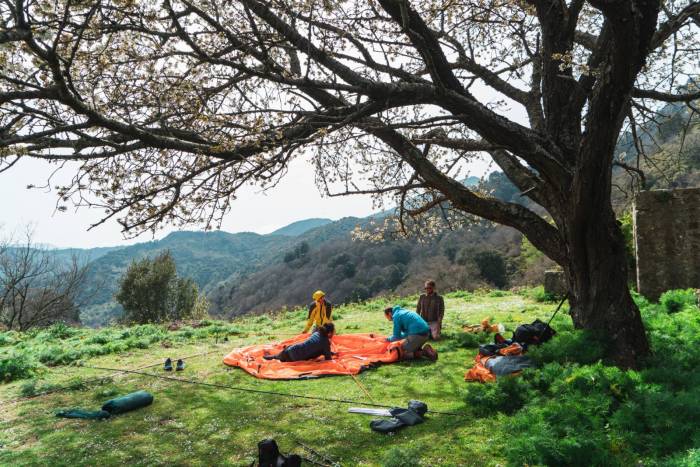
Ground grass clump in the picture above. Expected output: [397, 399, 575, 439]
[447, 331, 491, 350]
[520, 285, 556, 302]
[527, 329, 607, 366]
[380, 445, 424, 467]
[659, 288, 698, 314]
[0, 352, 42, 382]
[444, 290, 473, 301]
[0, 331, 19, 346]
[487, 289, 509, 298]
[465, 376, 534, 416]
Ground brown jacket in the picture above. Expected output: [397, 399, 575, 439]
[416, 293, 444, 323]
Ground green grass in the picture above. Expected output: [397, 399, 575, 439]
[1, 290, 699, 466]
[0, 293, 547, 466]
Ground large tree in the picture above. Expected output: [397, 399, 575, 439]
[1, 0, 699, 365]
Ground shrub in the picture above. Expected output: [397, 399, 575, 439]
[496, 295, 700, 465]
[453, 332, 491, 349]
[524, 285, 556, 302]
[473, 250, 508, 288]
[0, 332, 16, 346]
[487, 290, 508, 297]
[35, 345, 67, 366]
[444, 290, 473, 301]
[19, 379, 40, 397]
[527, 330, 607, 366]
[660, 449, 700, 467]
[659, 289, 697, 314]
[610, 386, 700, 457]
[380, 445, 424, 467]
[85, 333, 111, 345]
[465, 376, 534, 416]
[505, 397, 617, 467]
[44, 323, 79, 340]
[0, 353, 42, 382]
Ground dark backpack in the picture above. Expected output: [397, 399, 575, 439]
[257, 439, 301, 467]
[512, 319, 556, 345]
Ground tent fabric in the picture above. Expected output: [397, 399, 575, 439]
[465, 343, 529, 383]
[223, 333, 403, 379]
[56, 409, 111, 420]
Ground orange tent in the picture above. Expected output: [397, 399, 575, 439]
[223, 333, 402, 379]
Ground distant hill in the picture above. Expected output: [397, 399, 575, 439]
[49, 245, 126, 264]
[71, 176, 547, 326]
[208, 220, 524, 318]
[78, 229, 300, 326]
[74, 97, 700, 327]
[270, 218, 332, 236]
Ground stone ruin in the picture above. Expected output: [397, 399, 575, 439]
[542, 188, 700, 303]
[634, 187, 700, 302]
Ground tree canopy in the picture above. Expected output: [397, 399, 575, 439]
[0, 0, 695, 242]
[115, 250, 207, 323]
[2, 0, 699, 364]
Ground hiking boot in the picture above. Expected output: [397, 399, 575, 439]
[422, 344, 438, 361]
[164, 358, 173, 371]
[175, 359, 185, 371]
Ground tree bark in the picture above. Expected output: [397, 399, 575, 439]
[563, 205, 649, 368]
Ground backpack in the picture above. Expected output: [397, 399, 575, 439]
[257, 439, 301, 467]
[512, 319, 556, 345]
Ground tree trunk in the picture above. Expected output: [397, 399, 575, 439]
[563, 206, 650, 368]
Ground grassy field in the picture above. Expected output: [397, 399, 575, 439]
[3, 288, 700, 466]
[0, 290, 558, 466]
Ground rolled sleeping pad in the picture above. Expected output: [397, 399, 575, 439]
[101, 390, 154, 415]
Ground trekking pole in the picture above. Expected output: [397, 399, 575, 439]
[546, 293, 569, 327]
[537, 293, 569, 343]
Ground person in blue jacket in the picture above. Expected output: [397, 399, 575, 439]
[264, 323, 336, 362]
[384, 306, 438, 361]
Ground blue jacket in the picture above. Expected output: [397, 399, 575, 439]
[387, 306, 430, 342]
[285, 330, 332, 361]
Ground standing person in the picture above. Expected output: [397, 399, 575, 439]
[384, 306, 438, 361]
[265, 323, 335, 362]
[302, 290, 333, 334]
[416, 280, 445, 340]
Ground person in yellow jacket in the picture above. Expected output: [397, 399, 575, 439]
[302, 290, 333, 334]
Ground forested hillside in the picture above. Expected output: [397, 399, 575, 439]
[208, 221, 539, 317]
[78, 231, 299, 325]
[612, 89, 700, 207]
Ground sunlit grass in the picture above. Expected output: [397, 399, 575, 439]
[0, 290, 559, 466]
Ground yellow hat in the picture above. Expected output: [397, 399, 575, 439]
[312, 290, 325, 301]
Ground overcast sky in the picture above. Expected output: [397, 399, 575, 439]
[0, 156, 374, 248]
[0, 153, 495, 248]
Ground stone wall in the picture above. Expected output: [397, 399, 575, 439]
[633, 188, 700, 301]
[543, 269, 567, 298]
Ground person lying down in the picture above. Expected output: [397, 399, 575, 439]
[264, 323, 336, 362]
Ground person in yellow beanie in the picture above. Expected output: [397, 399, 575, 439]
[302, 290, 333, 333]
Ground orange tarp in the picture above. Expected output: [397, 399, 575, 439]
[465, 343, 524, 383]
[223, 333, 403, 379]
